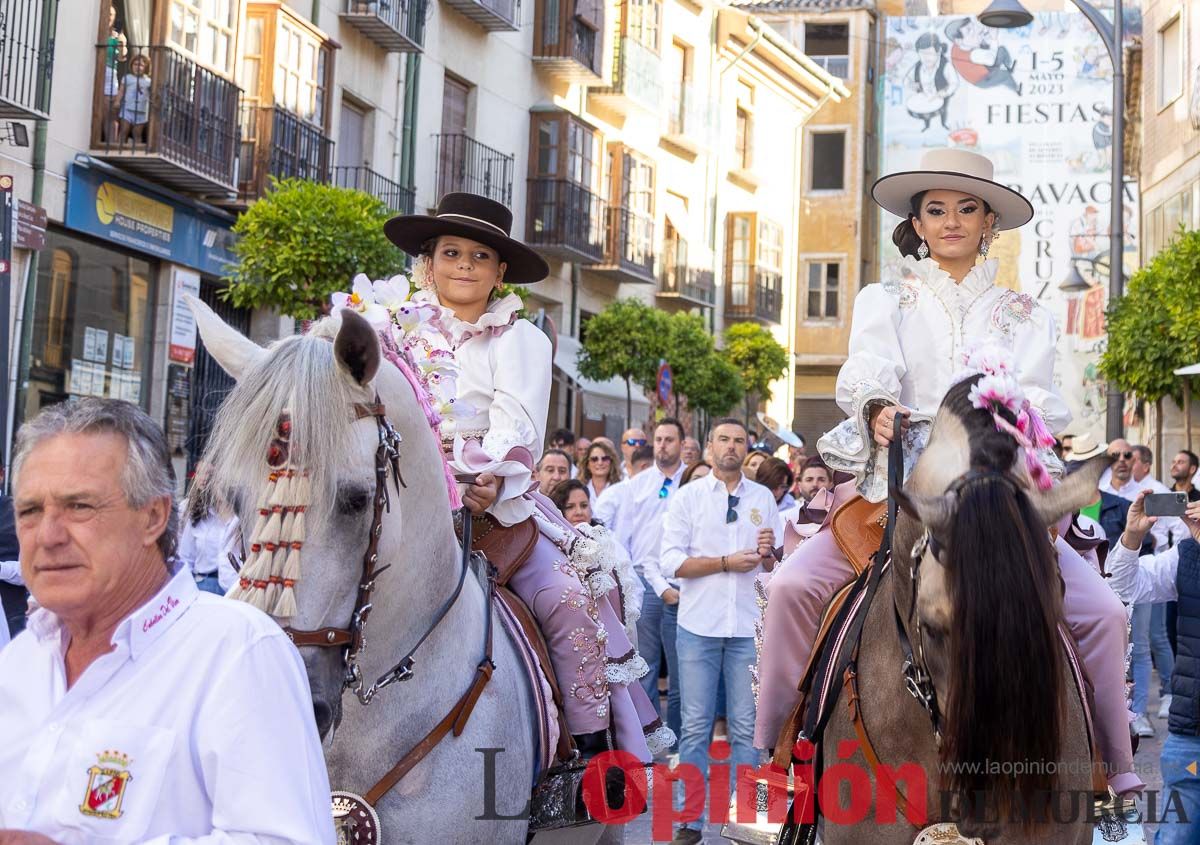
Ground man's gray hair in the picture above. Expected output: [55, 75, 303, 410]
[13, 398, 178, 559]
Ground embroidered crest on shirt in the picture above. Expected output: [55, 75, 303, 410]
[79, 750, 133, 819]
[989, 291, 1035, 335]
[750, 507, 763, 527]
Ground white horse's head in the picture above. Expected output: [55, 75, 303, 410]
[189, 298, 454, 740]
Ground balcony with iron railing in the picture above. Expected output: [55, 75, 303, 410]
[340, 0, 427, 52]
[726, 268, 782, 323]
[533, 1, 603, 83]
[239, 105, 335, 201]
[89, 44, 241, 194]
[442, 0, 519, 31]
[333, 166, 415, 214]
[525, 178, 606, 263]
[0, 0, 57, 119]
[658, 263, 714, 307]
[434, 133, 514, 206]
[593, 205, 654, 284]
[589, 36, 661, 115]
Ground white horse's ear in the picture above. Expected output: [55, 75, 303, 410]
[1031, 452, 1115, 528]
[186, 294, 265, 381]
[333, 309, 381, 387]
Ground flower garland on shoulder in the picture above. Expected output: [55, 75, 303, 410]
[332, 273, 477, 426]
[954, 342, 1057, 491]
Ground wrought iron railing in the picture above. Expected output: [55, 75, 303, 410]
[536, 5, 600, 74]
[604, 36, 661, 111]
[434, 133, 514, 205]
[660, 264, 714, 305]
[604, 205, 654, 279]
[241, 105, 334, 198]
[441, 0, 520, 30]
[332, 165, 415, 214]
[525, 178, 605, 262]
[342, 0, 428, 48]
[90, 44, 241, 187]
[725, 268, 782, 323]
[0, 0, 57, 119]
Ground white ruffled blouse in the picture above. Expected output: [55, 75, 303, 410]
[413, 289, 551, 525]
[817, 256, 1071, 502]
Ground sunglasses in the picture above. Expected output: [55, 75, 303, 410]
[1110, 451, 1134, 460]
[726, 494, 740, 524]
[624, 438, 648, 447]
[589, 454, 612, 463]
[658, 478, 674, 499]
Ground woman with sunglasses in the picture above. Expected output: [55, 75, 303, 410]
[755, 149, 1140, 798]
[580, 440, 623, 500]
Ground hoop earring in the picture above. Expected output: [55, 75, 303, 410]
[916, 240, 929, 260]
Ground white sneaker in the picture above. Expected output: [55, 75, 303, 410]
[1158, 694, 1173, 719]
[1132, 713, 1155, 737]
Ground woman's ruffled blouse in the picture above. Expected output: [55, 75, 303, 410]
[817, 256, 1071, 502]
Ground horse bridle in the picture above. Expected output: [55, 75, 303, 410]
[281, 399, 482, 708]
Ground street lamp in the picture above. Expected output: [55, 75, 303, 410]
[981, 0, 1125, 441]
[1059, 262, 1091, 293]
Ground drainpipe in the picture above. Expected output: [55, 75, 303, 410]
[567, 262, 580, 430]
[708, 20, 761, 340]
[311, 0, 320, 26]
[400, 53, 420, 203]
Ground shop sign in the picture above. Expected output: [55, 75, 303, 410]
[64, 164, 236, 277]
[15, 199, 46, 250]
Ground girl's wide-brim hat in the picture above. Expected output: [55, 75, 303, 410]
[871, 148, 1034, 231]
[384, 192, 550, 284]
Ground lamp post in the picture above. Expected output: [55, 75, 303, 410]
[981, 0, 1125, 441]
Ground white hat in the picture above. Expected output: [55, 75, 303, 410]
[871, 148, 1034, 231]
[1067, 432, 1105, 460]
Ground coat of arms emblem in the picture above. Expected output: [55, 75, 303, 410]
[750, 508, 763, 526]
[79, 750, 133, 819]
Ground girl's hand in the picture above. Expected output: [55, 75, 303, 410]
[463, 473, 500, 515]
[869, 404, 911, 447]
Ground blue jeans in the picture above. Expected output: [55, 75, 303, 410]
[1132, 602, 1176, 713]
[637, 575, 681, 747]
[676, 626, 760, 828]
[194, 573, 223, 596]
[1157, 732, 1200, 845]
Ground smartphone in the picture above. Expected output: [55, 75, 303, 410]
[1144, 492, 1190, 518]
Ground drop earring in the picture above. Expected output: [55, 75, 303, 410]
[978, 236, 991, 257]
[916, 240, 929, 260]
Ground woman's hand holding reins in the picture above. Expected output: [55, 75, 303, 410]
[869, 403, 911, 447]
[463, 472, 500, 515]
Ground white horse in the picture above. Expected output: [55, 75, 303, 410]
[190, 301, 549, 844]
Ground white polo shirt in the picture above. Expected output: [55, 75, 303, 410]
[0, 565, 335, 844]
[660, 471, 784, 638]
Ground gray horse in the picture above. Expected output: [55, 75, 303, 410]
[812, 375, 1111, 845]
[190, 301, 556, 844]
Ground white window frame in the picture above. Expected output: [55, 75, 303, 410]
[801, 255, 845, 324]
[800, 19, 852, 81]
[805, 126, 850, 196]
[1158, 13, 1184, 111]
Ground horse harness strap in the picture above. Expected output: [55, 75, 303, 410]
[281, 398, 496, 802]
[841, 662, 918, 824]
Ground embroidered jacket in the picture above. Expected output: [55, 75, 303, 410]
[412, 289, 550, 526]
[818, 256, 1071, 502]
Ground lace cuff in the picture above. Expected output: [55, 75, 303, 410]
[818, 381, 895, 502]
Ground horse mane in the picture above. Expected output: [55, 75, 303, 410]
[937, 375, 1065, 827]
[196, 318, 360, 533]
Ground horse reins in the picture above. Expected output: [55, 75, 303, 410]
[282, 398, 496, 798]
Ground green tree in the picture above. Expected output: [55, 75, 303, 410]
[1101, 228, 1200, 406]
[664, 312, 718, 415]
[224, 178, 403, 319]
[722, 322, 789, 427]
[578, 299, 669, 426]
[687, 351, 744, 420]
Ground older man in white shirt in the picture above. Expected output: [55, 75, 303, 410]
[0, 398, 334, 845]
[661, 418, 782, 845]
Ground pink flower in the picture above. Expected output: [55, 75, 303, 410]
[968, 372, 1025, 414]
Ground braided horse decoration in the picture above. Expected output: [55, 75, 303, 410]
[187, 298, 554, 844]
[782, 371, 1115, 845]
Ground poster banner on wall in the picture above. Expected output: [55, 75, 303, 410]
[169, 269, 203, 364]
[880, 9, 1140, 440]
